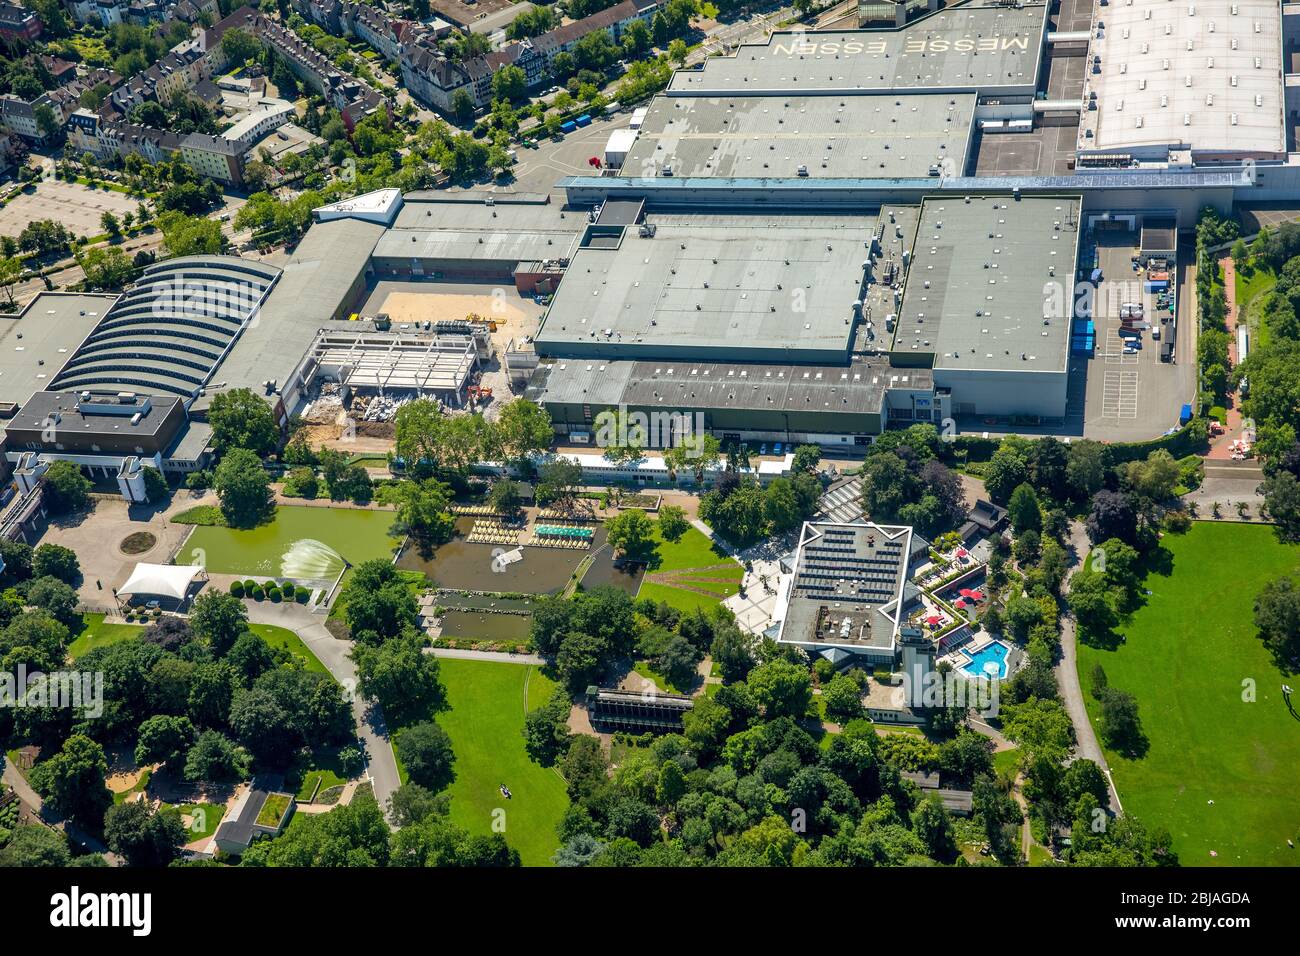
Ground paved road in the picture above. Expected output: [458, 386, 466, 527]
[2, 761, 121, 863]
[1055, 520, 1123, 813]
[246, 602, 402, 823]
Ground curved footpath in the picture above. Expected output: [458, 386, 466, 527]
[244, 602, 402, 825]
[1055, 520, 1123, 813]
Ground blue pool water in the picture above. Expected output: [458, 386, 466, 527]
[961, 640, 1010, 679]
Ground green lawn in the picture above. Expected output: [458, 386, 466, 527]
[287, 745, 352, 801]
[1077, 522, 1300, 866]
[1235, 262, 1278, 347]
[175, 803, 224, 842]
[67, 614, 144, 660]
[179, 505, 401, 577]
[112, 769, 151, 805]
[632, 659, 693, 695]
[257, 793, 292, 828]
[432, 659, 570, 867]
[248, 623, 330, 677]
[992, 746, 1021, 782]
[635, 524, 743, 613]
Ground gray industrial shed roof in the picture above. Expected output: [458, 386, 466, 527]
[50, 258, 280, 400]
[535, 212, 876, 362]
[666, 1, 1048, 96]
[0, 293, 117, 405]
[206, 218, 384, 401]
[894, 194, 1081, 374]
[372, 228, 577, 265]
[393, 194, 580, 233]
[622, 92, 975, 179]
[530, 355, 929, 417]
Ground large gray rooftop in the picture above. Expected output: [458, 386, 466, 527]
[666, 1, 1048, 97]
[0, 293, 117, 405]
[528, 354, 929, 416]
[372, 228, 577, 265]
[893, 194, 1080, 374]
[621, 92, 975, 179]
[208, 218, 384, 402]
[535, 212, 877, 363]
[392, 192, 581, 233]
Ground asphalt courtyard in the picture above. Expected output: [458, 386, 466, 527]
[506, 112, 636, 198]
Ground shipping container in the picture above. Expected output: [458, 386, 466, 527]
[576, 114, 592, 127]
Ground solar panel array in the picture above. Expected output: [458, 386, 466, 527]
[793, 527, 905, 605]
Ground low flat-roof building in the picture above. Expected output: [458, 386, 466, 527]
[373, 191, 580, 284]
[2, 391, 208, 492]
[0, 293, 118, 406]
[620, 91, 975, 179]
[528, 355, 942, 448]
[585, 685, 693, 734]
[666, 1, 1049, 99]
[772, 521, 927, 666]
[891, 194, 1081, 420]
[534, 212, 876, 364]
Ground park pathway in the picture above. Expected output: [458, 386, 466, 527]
[245, 601, 402, 824]
[2, 762, 120, 864]
[425, 646, 545, 665]
[1055, 520, 1123, 813]
[1208, 255, 1246, 460]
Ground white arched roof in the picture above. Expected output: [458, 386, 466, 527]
[118, 563, 203, 601]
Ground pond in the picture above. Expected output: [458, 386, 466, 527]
[398, 518, 633, 596]
[179, 506, 401, 585]
[577, 542, 645, 596]
[437, 610, 532, 643]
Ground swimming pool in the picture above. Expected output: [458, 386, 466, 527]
[961, 640, 1010, 679]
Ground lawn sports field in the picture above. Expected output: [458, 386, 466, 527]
[435, 659, 569, 867]
[1077, 522, 1300, 866]
[179, 506, 400, 577]
[636, 524, 743, 613]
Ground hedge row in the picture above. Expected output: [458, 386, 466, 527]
[946, 418, 1210, 468]
[230, 579, 310, 603]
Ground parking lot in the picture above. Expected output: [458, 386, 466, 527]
[503, 112, 635, 199]
[0, 178, 140, 240]
[1079, 230, 1197, 441]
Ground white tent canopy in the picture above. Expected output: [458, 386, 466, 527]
[118, 563, 203, 601]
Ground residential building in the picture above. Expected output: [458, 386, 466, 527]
[0, 3, 42, 43]
[180, 131, 244, 185]
[401, 0, 660, 113]
[66, 109, 181, 164]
